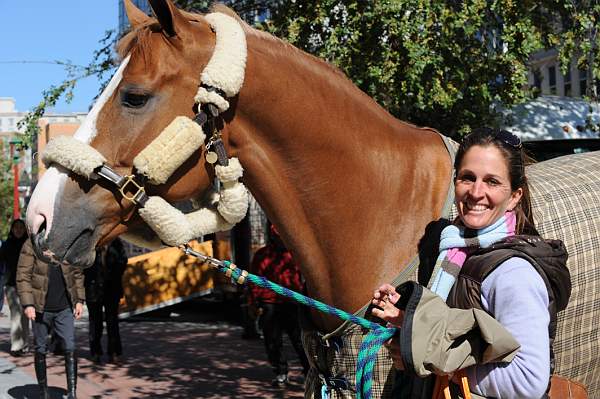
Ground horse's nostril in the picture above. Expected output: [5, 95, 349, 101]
[30, 213, 47, 237]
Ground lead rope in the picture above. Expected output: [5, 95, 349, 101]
[183, 246, 396, 399]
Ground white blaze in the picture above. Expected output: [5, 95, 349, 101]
[26, 56, 131, 237]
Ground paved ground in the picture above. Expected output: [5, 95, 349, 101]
[0, 300, 305, 398]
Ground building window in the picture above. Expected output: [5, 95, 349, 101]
[579, 68, 587, 97]
[548, 65, 557, 95]
[533, 69, 542, 92]
[564, 68, 572, 97]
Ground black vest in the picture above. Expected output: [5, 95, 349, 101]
[446, 235, 571, 379]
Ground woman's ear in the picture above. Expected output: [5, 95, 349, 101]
[508, 187, 523, 211]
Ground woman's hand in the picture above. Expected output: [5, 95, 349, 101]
[24, 306, 36, 321]
[371, 283, 404, 327]
[74, 303, 83, 320]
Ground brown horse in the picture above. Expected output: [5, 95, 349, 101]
[26, 0, 600, 397]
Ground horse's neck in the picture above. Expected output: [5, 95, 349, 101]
[228, 34, 452, 330]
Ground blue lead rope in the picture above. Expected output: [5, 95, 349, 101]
[183, 246, 397, 399]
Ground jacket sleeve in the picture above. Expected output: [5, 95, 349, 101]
[395, 281, 520, 377]
[16, 240, 36, 308]
[73, 266, 86, 303]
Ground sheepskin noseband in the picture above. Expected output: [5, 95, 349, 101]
[41, 12, 249, 247]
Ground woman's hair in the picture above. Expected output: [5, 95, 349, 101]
[8, 218, 27, 240]
[454, 127, 538, 235]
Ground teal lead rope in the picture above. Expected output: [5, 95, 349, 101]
[183, 246, 397, 399]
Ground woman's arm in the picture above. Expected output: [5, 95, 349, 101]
[466, 257, 550, 398]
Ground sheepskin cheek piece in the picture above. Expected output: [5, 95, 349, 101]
[137, 157, 249, 246]
[42, 136, 107, 179]
[133, 116, 205, 185]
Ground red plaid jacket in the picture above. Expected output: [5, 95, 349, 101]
[249, 243, 304, 304]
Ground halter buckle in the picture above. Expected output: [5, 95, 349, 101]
[119, 175, 146, 205]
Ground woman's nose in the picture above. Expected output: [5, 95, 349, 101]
[468, 180, 485, 198]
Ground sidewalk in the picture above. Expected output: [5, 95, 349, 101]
[0, 302, 305, 398]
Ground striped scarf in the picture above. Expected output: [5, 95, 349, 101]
[428, 211, 517, 301]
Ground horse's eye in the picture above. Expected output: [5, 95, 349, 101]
[121, 91, 151, 109]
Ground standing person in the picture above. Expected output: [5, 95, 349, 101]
[84, 237, 128, 364]
[371, 128, 572, 398]
[0, 219, 30, 356]
[249, 224, 310, 387]
[17, 239, 85, 399]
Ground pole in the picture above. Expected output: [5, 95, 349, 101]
[9, 142, 20, 219]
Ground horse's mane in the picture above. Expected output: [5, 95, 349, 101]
[116, 4, 352, 85]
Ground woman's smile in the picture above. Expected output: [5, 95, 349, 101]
[455, 145, 522, 230]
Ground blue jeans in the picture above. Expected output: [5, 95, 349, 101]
[32, 308, 75, 355]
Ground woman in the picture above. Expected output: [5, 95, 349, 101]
[0, 219, 30, 356]
[372, 128, 571, 398]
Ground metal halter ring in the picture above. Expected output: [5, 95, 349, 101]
[118, 175, 146, 205]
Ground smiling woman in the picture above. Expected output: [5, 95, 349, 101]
[372, 128, 572, 398]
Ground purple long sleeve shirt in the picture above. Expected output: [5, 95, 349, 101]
[465, 257, 550, 398]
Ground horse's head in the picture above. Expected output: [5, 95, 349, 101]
[27, 0, 231, 267]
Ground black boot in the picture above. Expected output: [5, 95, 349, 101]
[64, 351, 77, 399]
[34, 352, 50, 399]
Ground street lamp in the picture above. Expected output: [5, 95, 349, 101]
[8, 137, 23, 220]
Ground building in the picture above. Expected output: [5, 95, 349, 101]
[528, 49, 592, 98]
[500, 47, 600, 140]
[0, 97, 86, 215]
[118, 0, 152, 34]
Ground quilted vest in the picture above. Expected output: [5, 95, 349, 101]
[446, 235, 571, 379]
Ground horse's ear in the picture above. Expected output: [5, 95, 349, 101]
[124, 0, 151, 29]
[148, 0, 189, 38]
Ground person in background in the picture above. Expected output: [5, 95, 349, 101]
[249, 224, 310, 387]
[0, 219, 30, 356]
[84, 237, 128, 364]
[0, 245, 6, 317]
[17, 239, 85, 399]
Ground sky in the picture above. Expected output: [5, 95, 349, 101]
[0, 1, 119, 113]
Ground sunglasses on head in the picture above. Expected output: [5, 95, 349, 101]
[494, 129, 522, 149]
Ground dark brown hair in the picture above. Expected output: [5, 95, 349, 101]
[454, 127, 538, 235]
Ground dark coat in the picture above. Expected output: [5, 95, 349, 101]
[0, 234, 28, 287]
[84, 238, 128, 303]
[16, 240, 85, 312]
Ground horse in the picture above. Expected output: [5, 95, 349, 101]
[25, 0, 600, 397]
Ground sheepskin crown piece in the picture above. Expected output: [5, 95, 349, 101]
[39, 12, 251, 248]
[194, 12, 247, 113]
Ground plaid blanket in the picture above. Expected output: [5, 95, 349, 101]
[302, 324, 395, 398]
[528, 150, 600, 396]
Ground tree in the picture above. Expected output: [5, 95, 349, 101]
[19, 0, 600, 141]
[540, 0, 600, 100]
[0, 146, 14, 239]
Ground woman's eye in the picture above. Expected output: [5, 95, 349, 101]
[457, 173, 475, 182]
[121, 91, 151, 108]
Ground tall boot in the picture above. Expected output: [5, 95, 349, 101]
[34, 352, 50, 399]
[64, 351, 77, 399]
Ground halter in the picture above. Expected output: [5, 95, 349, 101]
[42, 12, 249, 247]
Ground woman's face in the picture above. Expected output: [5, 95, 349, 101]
[455, 145, 522, 230]
[11, 221, 26, 239]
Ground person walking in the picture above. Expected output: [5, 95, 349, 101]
[84, 237, 128, 364]
[249, 224, 310, 387]
[0, 219, 30, 356]
[17, 239, 85, 399]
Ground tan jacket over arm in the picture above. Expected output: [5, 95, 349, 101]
[15, 239, 37, 309]
[396, 281, 520, 377]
